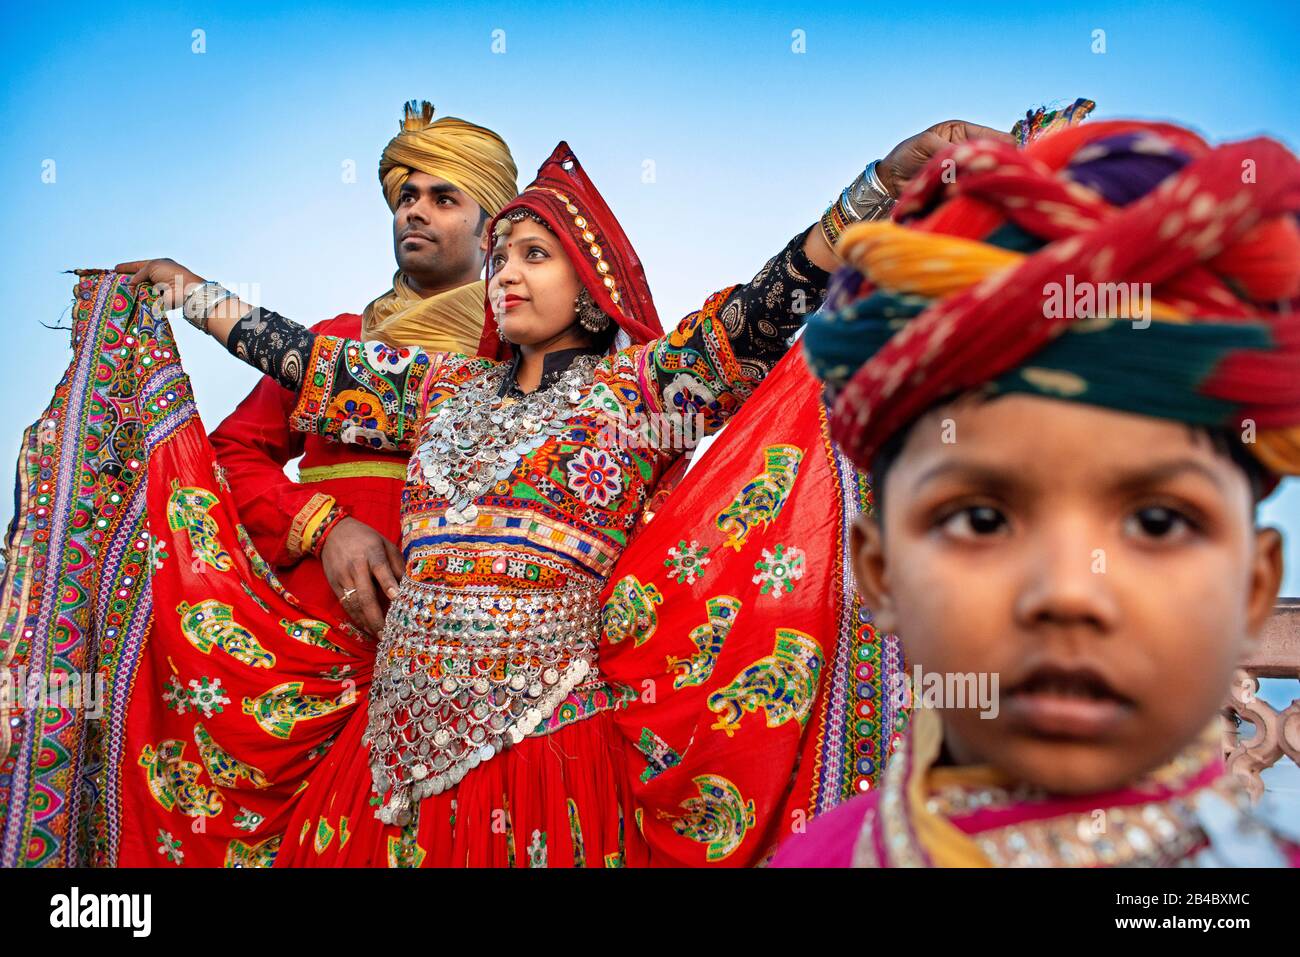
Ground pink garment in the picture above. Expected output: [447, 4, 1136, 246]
[769, 796, 870, 868]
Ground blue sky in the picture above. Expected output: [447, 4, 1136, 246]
[2, 0, 1297, 583]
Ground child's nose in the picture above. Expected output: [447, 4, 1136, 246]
[1014, 526, 1120, 634]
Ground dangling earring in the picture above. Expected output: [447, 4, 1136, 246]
[492, 290, 510, 341]
[575, 288, 611, 334]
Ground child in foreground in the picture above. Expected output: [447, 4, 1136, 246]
[774, 117, 1300, 867]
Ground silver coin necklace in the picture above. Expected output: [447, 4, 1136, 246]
[416, 354, 602, 524]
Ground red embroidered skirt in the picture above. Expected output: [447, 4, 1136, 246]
[275, 704, 647, 867]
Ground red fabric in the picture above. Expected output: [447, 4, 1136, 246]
[832, 132, 1300, 470]
[476, 142, 661, 360]
[32, 273, 875, 868]
[275, 706, 648, 867]
[274, 348, 881, 867]
[598, 349, 879, 866]
[116, 418, 375, 867]
[209, 313, 406, 615]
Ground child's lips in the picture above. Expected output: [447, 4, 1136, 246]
[1003, 664, 1134, 739]
[1003, 690, 1132, 739]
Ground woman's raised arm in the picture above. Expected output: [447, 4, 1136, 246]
[117, 259, 438, 451]
[638, 121, 1014, 434]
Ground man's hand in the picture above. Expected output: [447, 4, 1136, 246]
[114, 259, 205, 309]
[878, 120, 1015, 198]
[320, 517, 405, 635]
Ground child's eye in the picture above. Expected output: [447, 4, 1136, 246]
[938, 505, 1008, 540]
[1124, 505, 1196, 542]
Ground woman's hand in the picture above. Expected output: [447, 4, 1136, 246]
[877, 120, 1014, 198]
[114, 259, 205, 310]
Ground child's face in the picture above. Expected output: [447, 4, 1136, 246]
[852, 394, 1283, 794]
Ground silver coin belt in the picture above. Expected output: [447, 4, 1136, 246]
[366, 577, 602, 826]
[415, 353, 602, 525]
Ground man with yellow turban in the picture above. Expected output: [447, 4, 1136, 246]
[210, 101, 517, 635]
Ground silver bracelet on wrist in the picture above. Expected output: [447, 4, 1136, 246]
[181, 281, 236, 334]
[842, 159, 896, 223]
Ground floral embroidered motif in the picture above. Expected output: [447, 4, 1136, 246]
[660, 774, 755, 862]
[635, 727, 682, 783]
[176, 599, 276, 669]
[667, 596, 742, 689]
[334, 390, 386, 433]
[566, 447, 623, 506]
[752, 544, 806, 598]
[165, 482, 232, 572]
[156, 829, 184, 865]
[307, 731, 339, 761]
[147, 533, 168, 570]
[708, 628, 823, 736]
[241, 681, 351, 740]
[160, 676, 236, 733]
[602, 575, 663, 646]
[280, 617, 348, 655]
[225, 835, 280, 867]
[527, 828, 548, 868]
[662, 373, 726, 434]
[386, 818, 428, 868]
[161, 676, 188, 714]
[193, 722, 270, 790]
[715, 445, 804, 551]
[138, 739, 223, 816]
[314, 816, 336, 854]
[665, 539, 711, 585]
[361, 340, 417, 373]
[566, 799, 586, 867]
[233, 807, 264, 832]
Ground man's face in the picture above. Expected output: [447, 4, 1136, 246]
[852, 394, 1282, 794]
[393, 171, 486, 288]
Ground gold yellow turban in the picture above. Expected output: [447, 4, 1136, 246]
[378, 100, 517, 217]
[363, 101, 518, 353]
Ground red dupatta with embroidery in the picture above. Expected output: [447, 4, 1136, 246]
[0, 276, 370, 866]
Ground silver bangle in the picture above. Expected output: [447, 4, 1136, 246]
[181, 281, 235, 333]
[842, 159, 896, 222]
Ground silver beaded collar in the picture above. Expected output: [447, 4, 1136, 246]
[415, 353, 602, 524]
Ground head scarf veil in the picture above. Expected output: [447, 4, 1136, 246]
[476, 142, 661, 360]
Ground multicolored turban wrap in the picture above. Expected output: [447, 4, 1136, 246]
[803, 119, 1300, 479]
